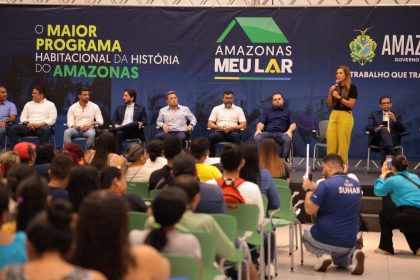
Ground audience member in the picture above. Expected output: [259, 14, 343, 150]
[171, 153, 225, 214]
[62, 143, 85, 165]
[67, 165, 100, 213]
[132, 139, 167, 183]
[85, 131, 125, 170]
[189, 137, 222, 182]
[258, 138, 290, 180]
[374, 154, 420, 256]
[148, 136, 183, 190]
[124, 143, 149, 183]
[15, 175, 49, 232]
[130, 187, 201, 259]
[48, 154, 74, 201]
[0, 186, 27, 269]
[208, 144, 265, 225]
[99, 166, 147, 213]
[145, 174, 234, 259]
[6, 164, 36, 216]
[33, 143, 56, 180]
[0, 151, 20, 183]
[13, 142, 36, 165]
[1, 200, 105, 280]
[73, 190, 170, 280]
[240, 142, 280, 211]
[301, 153, 364, 275]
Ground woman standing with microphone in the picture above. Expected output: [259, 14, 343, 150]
[326, 65, 358, 165]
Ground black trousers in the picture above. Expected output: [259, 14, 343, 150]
[378, 206, 420, 254]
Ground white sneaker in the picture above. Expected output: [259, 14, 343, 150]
[265, 263, 277, 278]
[351, 250, 365, 275]
[314, 254, 332, 272]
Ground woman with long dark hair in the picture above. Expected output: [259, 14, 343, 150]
[326, 65, 358, 165]
[67, 165, 100, 212]
[240, 142, 280, 210]
[374, 154, 420, 256]
[1, 200, 105, 280]
[73, 190, 169, 280]
[85, 131, 125, 170]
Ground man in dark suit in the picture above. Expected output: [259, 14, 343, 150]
[366, 96, 406, 163]
[111, 89, 147, 151]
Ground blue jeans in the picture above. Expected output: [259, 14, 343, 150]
[254, 131, 291, 159]
[208, 131, 241, 157]
[63, 127, 96, 149]
[302, 228, 355, 268]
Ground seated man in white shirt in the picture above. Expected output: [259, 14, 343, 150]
[63, 87, 103, 149]
[8, 85, 57, 148]
[207, 91, 247, 157]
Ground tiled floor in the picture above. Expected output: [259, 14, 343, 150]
[274, 225, 420, 280]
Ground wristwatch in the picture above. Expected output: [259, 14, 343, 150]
[305, 188, 313, 193]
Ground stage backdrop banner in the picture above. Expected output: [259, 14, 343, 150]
[0, 6, 419, 159]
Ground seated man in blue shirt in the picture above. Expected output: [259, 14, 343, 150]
[302, 153, 365, 275]
[254, 92, 296, 159]
[155, 91, 196, 142]
[0, 86, 17, 147]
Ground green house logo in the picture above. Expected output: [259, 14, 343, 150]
[349, 28, 377, 66]
[217, 17, 289, 44]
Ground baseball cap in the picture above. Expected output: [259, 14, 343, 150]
[13, 142, 37, 160]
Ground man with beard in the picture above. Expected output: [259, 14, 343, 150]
[207, 91, 247, 157]
[64, 87, 103, 149]
[254, 92, 296, 160]
[111, 89, 147, 151]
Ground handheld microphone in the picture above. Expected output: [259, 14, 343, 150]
[335, 80, 340, 90]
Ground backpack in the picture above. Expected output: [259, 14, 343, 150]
[216, 177, 246, 208]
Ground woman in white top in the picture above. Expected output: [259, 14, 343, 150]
[129, 187, 201, 259]
[126, 140, 167, 183]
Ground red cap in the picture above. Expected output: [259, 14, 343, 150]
[13, 142, 37, 160]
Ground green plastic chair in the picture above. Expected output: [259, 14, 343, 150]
[269, 185, 304, 272]
[126, 182, 151, 200]
[192, 232, 224, 280]
[273, 178, 289, 189]
[261, 194, 268, 217]
[149, 189, 160, 200]
[164, 253, 200, 280]
[211, 214, 249, 280]
[226, 204, 265, 279]
[128, 211, 148, 231]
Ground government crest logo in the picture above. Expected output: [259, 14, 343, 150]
[349, 28, 377, 66]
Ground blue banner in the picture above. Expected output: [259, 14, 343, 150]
[0, 6, 419, 159]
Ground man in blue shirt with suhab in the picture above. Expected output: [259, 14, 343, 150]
[254, 92, 296, 159]
[0, 85, 17, 147]
[302, 153, 365, 275]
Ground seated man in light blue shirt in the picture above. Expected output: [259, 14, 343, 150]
[0, 86, 17, 147]
[155, 91, 196, 142]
